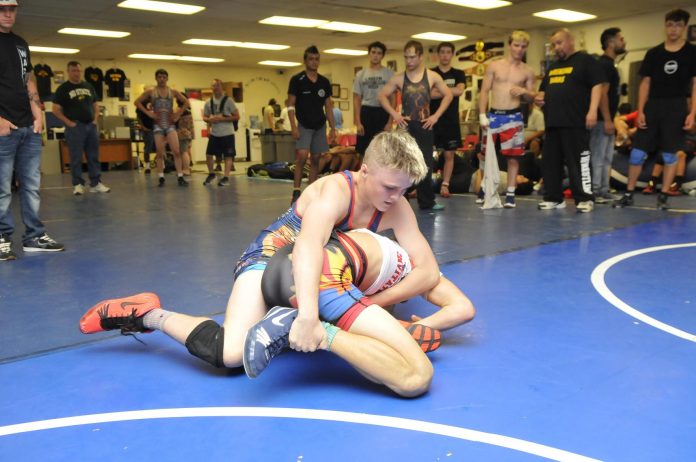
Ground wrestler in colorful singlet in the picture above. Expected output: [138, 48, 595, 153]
[233, 171, 384, 279]
[261, 228, 413, 331]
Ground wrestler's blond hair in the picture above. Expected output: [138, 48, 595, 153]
[363, 130, 428, 183]
[509, 30, 530, 45]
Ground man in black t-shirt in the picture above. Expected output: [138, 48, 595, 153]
[287, 45, 336, 203]
[53, 61, 110, 195]
[614, 8, 696, 210]
[536, 28, 606, 213]
[0, 0, 64, 260]
[430, 42, 466, 199]
[590, 28, 625, 204]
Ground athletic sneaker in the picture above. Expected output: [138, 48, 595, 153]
[475, 189, 485, 204]
[613, 194, 634, 208]
[504, 193, 516, 208]
[576, 201, 594, 213]
[657, 193, 669, 210]
[397, 320, 442, 353]
[203, 173, 216, 186]
[73, 184, 84, 195]
[90, 182, 111, 193]
[177, 176, 189, 187]
[430, 203, 445, 211]
[23, 234, 65, 252]
[665, 183, 682, 196]
[158, 177, 165, 187]
[0, 234, 16, 261]
[218, 177, 230, 187]
[79, 292, 161, 334]
[537, 200, 566, 210]
[243, 306, 297, 379]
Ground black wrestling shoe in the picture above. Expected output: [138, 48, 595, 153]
[243, 306, 297, 378]
[203, 173, 216, 186]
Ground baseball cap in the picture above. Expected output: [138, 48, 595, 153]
[0, 0, 19, 6]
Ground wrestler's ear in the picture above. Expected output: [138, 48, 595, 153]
[360, 162, 369, 175]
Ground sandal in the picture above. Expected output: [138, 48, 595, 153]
[440, 182, 451, 198]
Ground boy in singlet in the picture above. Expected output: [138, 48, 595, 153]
[379, 40, 453, 211]
[80, 130, 449, 396]
[478, 30, 537, 208]
[135, 69, 190, 187]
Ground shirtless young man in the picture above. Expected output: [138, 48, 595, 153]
[80, 130, 443, 396]
[478, 30, 537, 208]
[378, 40, 453, 211]
[135, 69, 190, 187]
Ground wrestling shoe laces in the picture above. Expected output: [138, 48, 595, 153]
[97, 305, 149, 343]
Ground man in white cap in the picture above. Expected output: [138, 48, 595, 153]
[0, 0, 65, 261]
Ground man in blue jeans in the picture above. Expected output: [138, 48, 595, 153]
[0, 0, 64, 261]
[53, 61, 111, 195]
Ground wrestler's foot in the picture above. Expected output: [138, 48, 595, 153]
[440, 183, 451, 198]
[243, 306, 297, 378]
[398, 320, 442, 353]
[79, 292, 161, 334]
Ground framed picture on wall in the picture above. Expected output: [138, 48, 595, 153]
[331, 83, 340, 97]
[339, 88, 348, 100]
[338, 101, 349, 111]
[387, 60, 397, 72]
[689, 24, 696, 42]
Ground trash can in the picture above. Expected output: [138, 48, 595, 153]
[275, 133, 296, 163]
[259, 133, 276, 163]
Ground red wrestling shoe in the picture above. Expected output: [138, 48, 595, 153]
[398, 320, 442, 353]
[79, 292, 161, 334]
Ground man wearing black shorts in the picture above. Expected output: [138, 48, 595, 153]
[202, 78, 239, 187]
[430, 42, 466, 198]
[287, 45, 336, 203]
[614, 8, 696, 210]
[353, 41, 394, 162]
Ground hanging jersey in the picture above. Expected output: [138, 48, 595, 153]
[105, 68, 127, 98]
[33, 64, 53, 101]
[84, 66, 104, 101]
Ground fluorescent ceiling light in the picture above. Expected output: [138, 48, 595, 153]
[259, 60, 301, 67]
[324, 48, 368, 56]
[235, 42, 289, 50]
[118, 0, 205, 15]
[411, 32, 467, 41]
[259, 16, 328, 28]
[129, 53, 223, 62]
[59, 28, 130, 38]
[183, 39, 241, 47]
[178, 56, 224, 63]
[318, 22, 380, 33]
[183, 39, 289, 50]
[436, 0, 511, 9]
[533, 9, 596, 22]
[29, 46, 79, 54]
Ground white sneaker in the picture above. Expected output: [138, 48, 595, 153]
[90, 183, 111, 193]
[73, 184, 84, 195]
[576, 201, 594, 213]
[537, 200, 566, 210]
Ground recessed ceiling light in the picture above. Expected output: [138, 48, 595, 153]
[324, 48, 368, 56]
[118, 0, 205, 15]
[235, 42, 289, 51]
[29, 46, 79, 54]
[318, 22, 380, 33]
[258, 60, 301, 67]
[533, 9, 596, 22]
[411, 32, 467, 42]
[259, 16, 328, 28]
[436, 0, 511, 10]
[59, 28, 130, 38]
[183, 39, 241, 47]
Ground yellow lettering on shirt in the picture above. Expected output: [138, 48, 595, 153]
[549, 76, 566, 84]
[549, 67, 573, 76]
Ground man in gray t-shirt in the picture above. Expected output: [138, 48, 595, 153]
[202, 78, 239, 187]
[353, 41, 394, 156]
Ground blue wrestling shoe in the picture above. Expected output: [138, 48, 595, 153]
[243, 306, 297, 378]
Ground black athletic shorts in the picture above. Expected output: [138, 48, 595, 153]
[633, 97, 688, 154]
[434, 120, 462, 151]
[206, 134, 236, 159]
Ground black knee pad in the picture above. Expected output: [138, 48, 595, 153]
[261, 244, 296, 308]
[185, 320, 226, 368]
